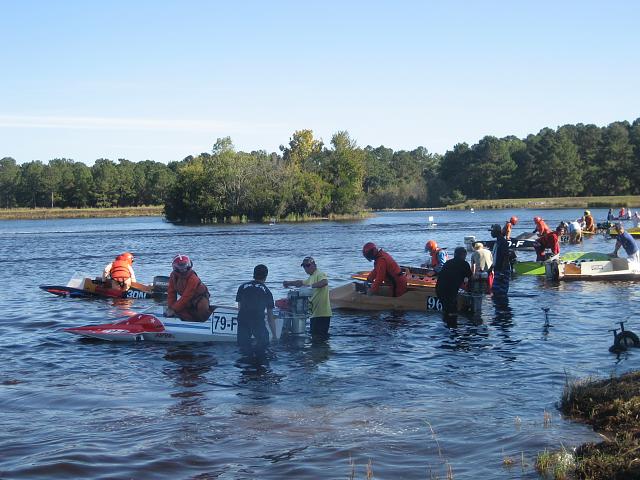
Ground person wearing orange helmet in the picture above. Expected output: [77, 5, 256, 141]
[532, 216, 551, 236]
[502, 216, 518, 239]
[422, 239, 448, 275]
[534, 226, 561, 261]
[166, 254, 211, 321]
[362, 242, 408, 297]
[102, 252, 136, 291]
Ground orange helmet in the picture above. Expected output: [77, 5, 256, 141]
[510, 216, 518, 225]
[362, 242, 378, 261]
[172, 254, 192, 273]
[425, 240, 438, 252]
[533, 216, 542, 224]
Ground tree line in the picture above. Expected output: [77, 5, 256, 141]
[1, 118, 639, 221]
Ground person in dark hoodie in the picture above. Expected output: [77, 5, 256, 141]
[436, 246, 471, 320]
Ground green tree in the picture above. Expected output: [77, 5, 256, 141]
[92, 159, 119, 207]
[0, 157, 19, 208]
[321, 131, 365, 214]
[16, 161, 48, 208]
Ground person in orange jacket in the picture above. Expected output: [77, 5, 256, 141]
[534, 227, 561, 261]
[362, 242, 408, 297]
[102, 252, 136, 291]
[502, 216, 518, 239]
[583, 210, 596, 233]
[166, 254, 211, 321]
[533, 216, 551, 236]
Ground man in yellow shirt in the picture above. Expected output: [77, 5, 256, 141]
[283, 256, 332, 340]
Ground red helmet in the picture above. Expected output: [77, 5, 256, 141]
[362, 242, 378, 261]
[425, 240, 438, 252]
[510, 216, 518, 225]
[533, 216, 542, 224]
[172, 254, 192, 273]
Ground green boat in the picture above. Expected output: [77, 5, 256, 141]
[514, 251, 612, 275]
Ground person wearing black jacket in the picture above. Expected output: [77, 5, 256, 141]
[436, 247, 471, 320]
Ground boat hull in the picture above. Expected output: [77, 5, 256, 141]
[65, 306, 285, 343]
[514, 252, 611, 275]
[41, 274, 168, 300]
[546, 257, 640, 281]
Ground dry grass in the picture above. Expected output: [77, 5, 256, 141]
[446, 195, 640, 210]
[0, 205, 163, 220]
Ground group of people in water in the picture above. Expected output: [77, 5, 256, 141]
[101, 251, 332, 359]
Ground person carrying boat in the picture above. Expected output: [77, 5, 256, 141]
[583, 210, 596, 234]
[102, 252, 136, 291]
[489, 224, 510, 297]
[423, 240, 448, 275]
[532, 216, 551, 236]
[534, 226, 561, 261]
[612, 223, 640, 263]
[362, 242, 408, 297]
[166, 254, 211, 322]
[436, 247, 472, 320]
[236, 264, 278, 359]
[470, 242, 493, 293]
[502, 216, 518, 239]
[283, 256, 332, 340]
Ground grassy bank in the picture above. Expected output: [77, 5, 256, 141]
[0, 206, 165, 220]
[0, 206, 372, 222]
[447, 195, 640, 210]
[537, 371, 640, 479]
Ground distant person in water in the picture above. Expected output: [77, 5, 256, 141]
[607, 209, 615, 221]
[436, 247, 471, 320]
[534, 226, 561, 261]
[633, 211, 640, 227]
[470, 242, 493, 293]
[619, 207, 627, 219]
[567, 219, 583, 244]
[533, 216, 551, 236]
[612, 223, 640, 263]
[490, 224, 510, 297]
[502, 216, 518, 239]
[583, 210, 596, 233]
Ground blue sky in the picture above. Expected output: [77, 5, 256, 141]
[1, 1, 638, 164]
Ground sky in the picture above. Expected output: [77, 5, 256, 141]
[1, 0, 639, 164]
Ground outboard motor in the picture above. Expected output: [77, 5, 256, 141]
[152, 275, 170, 292]
[544, 259, 560, 280]
[278, 287, 313, 335]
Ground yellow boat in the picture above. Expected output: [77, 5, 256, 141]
[609, 226, 640, 238]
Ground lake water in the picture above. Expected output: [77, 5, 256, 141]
[1, 209, 638, 479]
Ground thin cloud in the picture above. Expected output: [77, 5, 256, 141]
[0, 115, 284, 132]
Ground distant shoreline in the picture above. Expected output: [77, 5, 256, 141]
[442, 195, 640, 210]
[0, 206, 164, 220]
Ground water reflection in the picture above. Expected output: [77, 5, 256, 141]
[163, 346, 216, 417]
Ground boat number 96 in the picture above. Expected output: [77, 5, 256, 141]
[213, 315, 238, 333]
[427, 296, 443, 311]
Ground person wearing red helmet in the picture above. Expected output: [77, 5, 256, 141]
[532, 216, 551, 236]
[166, 254, 211, 321]
[502, 216, 518, 239]
[362, 242, 407, 297]
[102, 252, 136, 291]
[422, 239, 448, 275]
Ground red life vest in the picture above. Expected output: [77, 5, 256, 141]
[110, 259, 132, 284]
[430, 248, 448, 268]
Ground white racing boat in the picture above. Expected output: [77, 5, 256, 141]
[65, 289, 312, 342]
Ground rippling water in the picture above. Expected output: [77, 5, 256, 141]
[1, 209, 638, 479]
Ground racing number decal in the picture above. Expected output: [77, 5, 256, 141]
[213, 315, 238, 334]
[126, 290, 147, 299]
[427, 296, 443, 311]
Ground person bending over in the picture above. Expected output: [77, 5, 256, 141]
[166, 254, 211, 321]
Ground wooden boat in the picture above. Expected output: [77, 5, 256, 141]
[514, 252, 611, 276]
[351, 265, 437, 289]
[329, 282, 481, 313]
[545, 257, 640, 281]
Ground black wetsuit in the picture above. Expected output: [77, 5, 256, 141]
[436, 257, 471, 317]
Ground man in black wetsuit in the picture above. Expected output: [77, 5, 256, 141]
[436, 246, 471, 321]
[236, 264, 278, 359]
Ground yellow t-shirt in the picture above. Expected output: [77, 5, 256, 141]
[303, 269, 332, 318]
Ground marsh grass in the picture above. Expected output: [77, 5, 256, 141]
[445, 195, 640, 211]
[0, 205, 164, 220]
[535, 447, 574, 479]
[556, 371, 640, 479]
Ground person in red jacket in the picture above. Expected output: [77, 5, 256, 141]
[362, 242, 408, 297]
[166, 254, 211, 321]
[534, 227, 561, 261]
